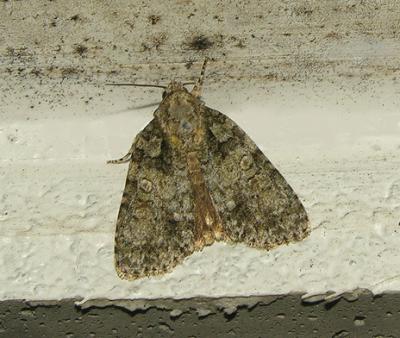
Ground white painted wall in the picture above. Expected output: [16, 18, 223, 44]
[1, 0, 400, 301]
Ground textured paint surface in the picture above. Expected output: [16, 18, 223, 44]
[1, 0, 400, 301]
[1, 81, 400, 301]
[2, 294, 400, 337]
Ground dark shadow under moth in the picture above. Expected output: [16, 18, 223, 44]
[109, 60, 309, 280]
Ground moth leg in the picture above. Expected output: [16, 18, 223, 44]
[107, 146, 133, 164]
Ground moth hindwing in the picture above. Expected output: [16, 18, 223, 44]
[109, 60, 309, 280]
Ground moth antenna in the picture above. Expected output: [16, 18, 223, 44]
[106, 83, 167, 89]
[191, 58, 208, 98]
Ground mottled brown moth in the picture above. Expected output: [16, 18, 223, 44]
[109, 59, 309, 280]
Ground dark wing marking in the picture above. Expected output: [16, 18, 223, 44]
[203, 107, 309, 250]
[114, 118, 197, 280]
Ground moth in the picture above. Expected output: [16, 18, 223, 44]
[109, 59, 309, 280]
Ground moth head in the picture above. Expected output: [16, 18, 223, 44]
[162, 57, 208, 99]
[162, 81, 189, 100]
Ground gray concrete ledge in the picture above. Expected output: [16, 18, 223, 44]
[2, 293, 399, 337]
